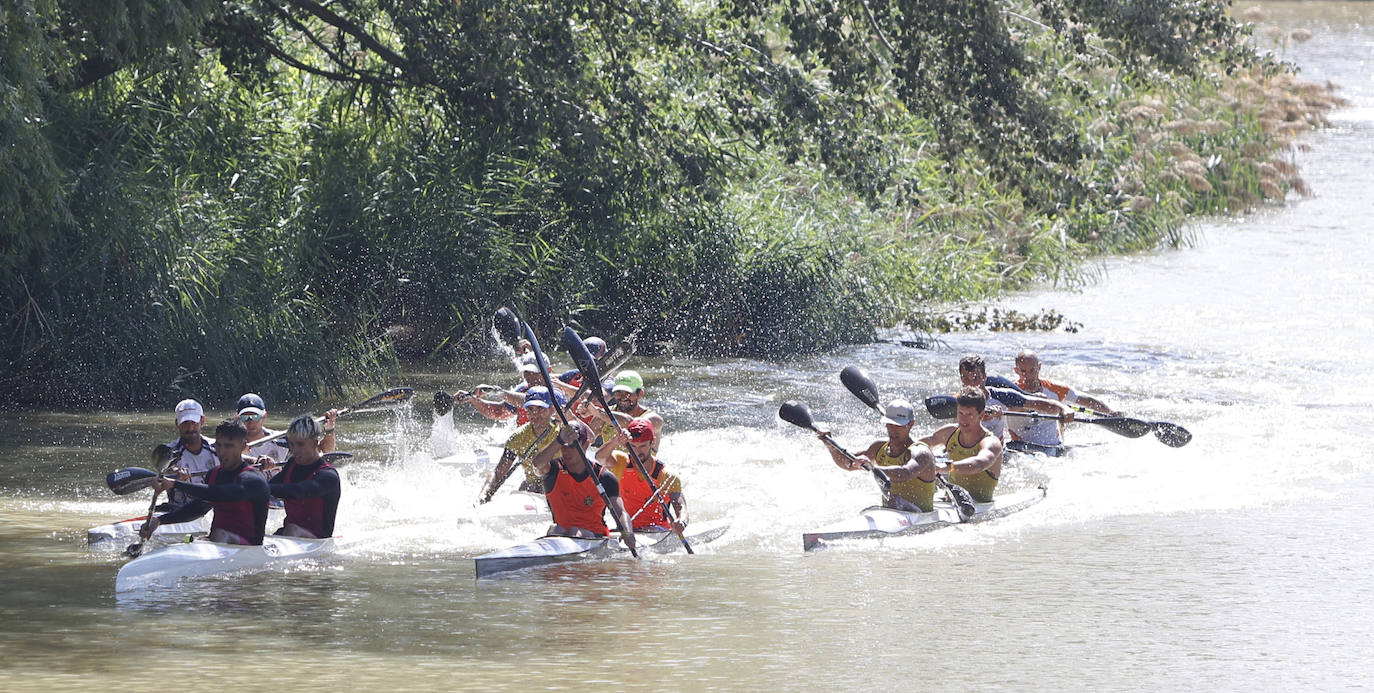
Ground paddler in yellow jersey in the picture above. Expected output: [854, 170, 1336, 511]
[919, 386, 1004, 502]
[478, 386, 564, 503]
[818, 399, 939, 513]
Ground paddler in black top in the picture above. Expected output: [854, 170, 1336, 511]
[140, 419, 270, 545]
[269, 415, 342, 538]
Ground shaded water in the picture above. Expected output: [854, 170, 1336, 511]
[3, 3, 1373, 689]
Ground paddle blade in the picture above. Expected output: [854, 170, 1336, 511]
[938, 476, 976, 521]
[107, 467, 160, 495]
[348, 387, 416, 414]
[839, 366, 882, 411]
[562, 326, 603, 385]
[494, 307, 521, 346]
[778, 401, 817, 430]
[1153, 422, 1192, 447]
[924, 395, 958, 420]
[433, 391, 454, 416]
[1088, 416, 1151, 439]
[320, 452, 353, 465]
[150, 444, 174, 471]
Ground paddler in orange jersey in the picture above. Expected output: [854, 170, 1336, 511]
[529, 420, 636, 553]
[919, 386, 1004, 503]
[578, 370, 664, 453]
[595, 418, 688, 533]
[816, 399, 940, 513]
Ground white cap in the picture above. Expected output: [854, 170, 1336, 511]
[174, 399, 204, 425]
[880, 399, 914, 427]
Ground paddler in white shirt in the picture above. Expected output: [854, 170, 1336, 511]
[815, 399, 939, 513]
[1009, 349, 1118, 447]
[162, 399, 218, 512]
[919, 387, 1004, 502]
[236, 392, 337, 475]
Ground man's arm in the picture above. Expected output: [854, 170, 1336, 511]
[876, 445, 937, 483]
[946, 436, 1003, 475]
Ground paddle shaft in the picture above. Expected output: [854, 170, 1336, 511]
[246, 388, 412, 448]
[128, 445, 174, 556]
[515, 311, 638, 557]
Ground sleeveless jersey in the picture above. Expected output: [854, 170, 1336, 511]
[1008, 379, 1074, 446]
[945, 428, 999, 502]
[205, 465, 268, 545]
[544, 461, 611, 536]
[873, 442, 935, 513]
[276, 459, 339, 538]
[504, 421, 561, 487]
[606, 451, 681, 530]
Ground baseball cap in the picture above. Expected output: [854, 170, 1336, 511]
[612, 370, 644, 394]
[601, 377, 616, 395]
[522, 387, 567, 409]
[236, 393, 266, 416]
[626, 417, 655, 442]
[519, 354, 549, 374]
[583, 337, 607, 359]
[880, 399, 915, 427]
[563, 420, 592, 449]
[175, 399, 204, 424]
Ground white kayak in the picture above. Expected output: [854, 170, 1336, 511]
[114, 535, 336, 592]
[459, 490, 551, 526]
[474, 519, 730, 579]
[802, 485, 1047, 551]
[88, 507, 286, 547]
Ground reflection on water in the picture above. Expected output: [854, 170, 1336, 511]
[4, 2, 1374, 689]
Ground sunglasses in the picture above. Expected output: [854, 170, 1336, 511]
[238, 412, 263, 422]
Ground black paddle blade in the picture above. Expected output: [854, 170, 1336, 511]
[1089, 416, 1151, 439]
[107, 467, 160, 495]
[839, 366, 882, 411]
[150, 444, 174, 471]
[433, 391, 454, 416]
[778, 401, 817, 430]
[1153, 422, 1192, 447]
[937, 476, 976, 521]
[320, 452, 354, 465]
[562, 326, 603, 384]
[349, 387, 415, 414]
[924, 395, 958, 420]
[494, 307, 521, 346]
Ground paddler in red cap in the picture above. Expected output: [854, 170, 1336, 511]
[596, 417, 688, 533]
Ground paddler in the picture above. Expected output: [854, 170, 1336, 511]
[161, 399, 218, 512]
[530, 419, 635, 552]
[1009, 349, 1118, 447]
[268, 416, 342, 538]
[595, 418, 689, 532]
[919, 386, 1004, 502]
[578, 370, 664, 453]
[958, 354, 1072, 440]
[139, 419, 270, 545]
[478, 386, 565, 503]
[816, 399, 940, 513]
[236, 393, 338, 474]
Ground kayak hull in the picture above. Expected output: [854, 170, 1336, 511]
[802, 486, 1047, 551]
[88, 508, 286, 547]
[474, 519, 730, 579]
[114, 536, 336, 592]
[1005, 440, 1069, 457]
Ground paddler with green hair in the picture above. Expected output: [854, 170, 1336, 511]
[919, 386, 1005, 502]
[815, 398, 939, 512]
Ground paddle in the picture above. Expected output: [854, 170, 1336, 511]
[923, 394, 1153, 440]
[509, 307, 638, 557]
[247, 387, 415, 448]
[778, 400, 893, 496]
[563, 325, 693, 554]
[838, 366, 976, 520]
[106, 467, 167, 496]
[125, 444, 175, 557]
[1066, 404, 1192, 447]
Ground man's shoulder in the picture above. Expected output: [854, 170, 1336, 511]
[1037, 378, 1072, 400]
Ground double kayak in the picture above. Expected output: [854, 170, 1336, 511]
[115, 535, 337, 592]
[475, 519, 730, 579]
[802, 485, 1047, 551]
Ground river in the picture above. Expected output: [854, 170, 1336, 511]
[2, 2, 1372, 690]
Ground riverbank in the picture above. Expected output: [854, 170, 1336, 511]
[0, 2, 1343, 408]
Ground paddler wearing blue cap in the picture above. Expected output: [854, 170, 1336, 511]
[478, 386, 567, 503]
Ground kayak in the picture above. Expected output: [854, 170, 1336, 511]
[802, 485, 1047, 551]
[474, 519, 730, 579]
[114, 535, 336, 592]
[88, 507, 286, 547]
